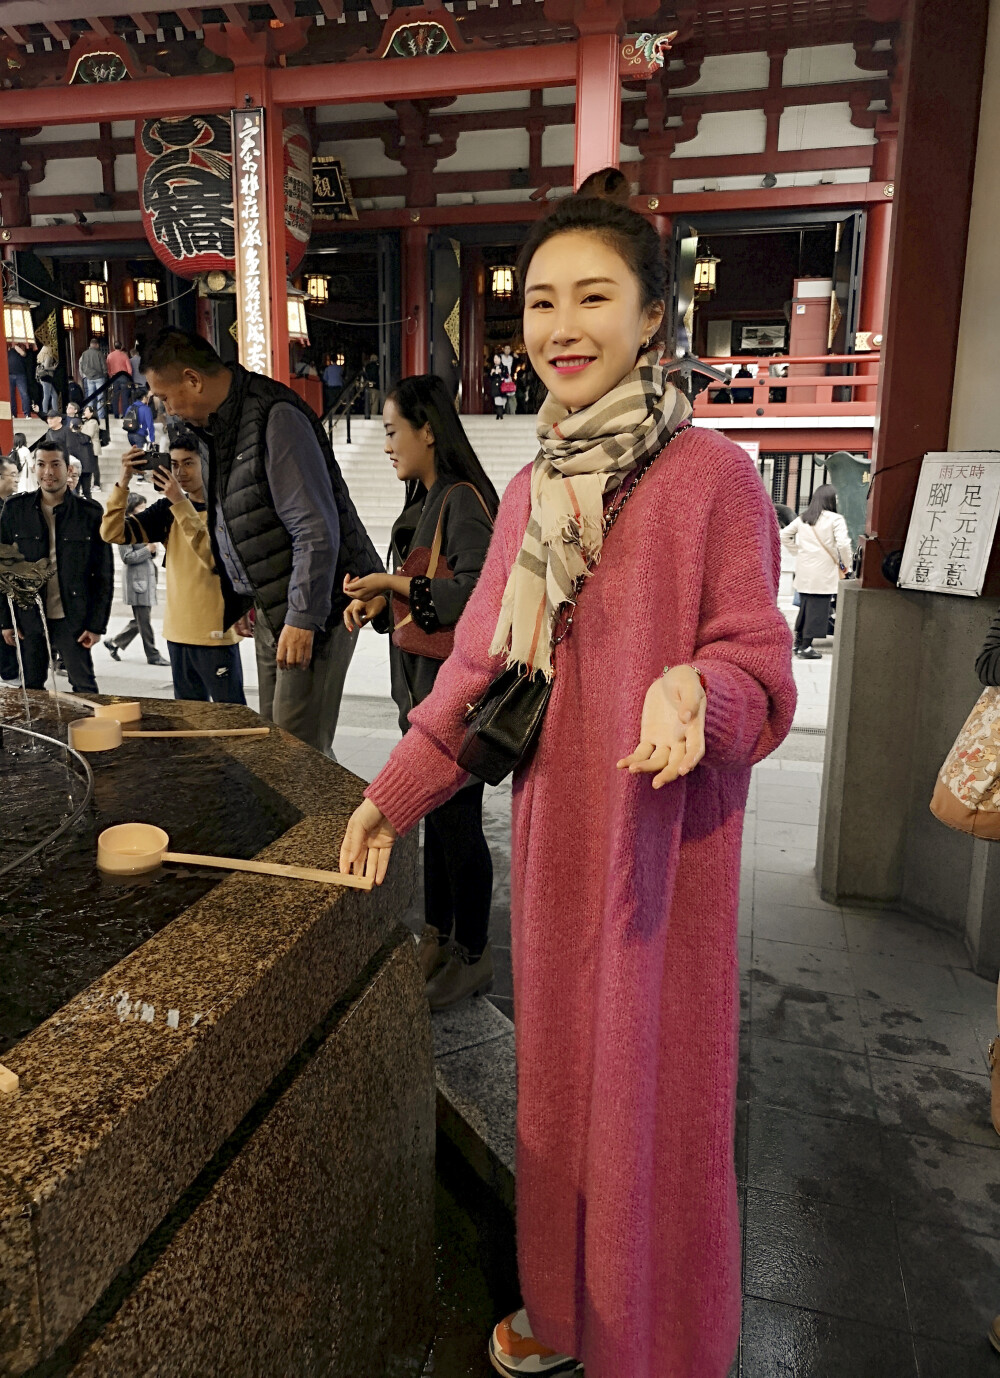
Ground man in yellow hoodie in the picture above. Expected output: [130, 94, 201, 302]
[100, 431, 247, 702]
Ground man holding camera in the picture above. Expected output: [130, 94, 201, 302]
[0, 440, 112, 694]
[101, 434, 246, 702]
[141, 327, 382, 756]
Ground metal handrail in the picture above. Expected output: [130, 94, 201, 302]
[323, 372, 367, 446]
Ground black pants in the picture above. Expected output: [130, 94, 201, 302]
[0, 636, 19, 680]
[108, 605, 159, 661]
[168, 641, 246, 703]
[20, 618, 98, 693]
[794, 592, 833, 649]
[423, 782, 493, 957]
[78, 473, 93, 501]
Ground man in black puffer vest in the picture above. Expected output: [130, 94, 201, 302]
[142, 328, 383, 757]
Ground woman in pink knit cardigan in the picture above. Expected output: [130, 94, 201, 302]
[342, 170, 796, 1378]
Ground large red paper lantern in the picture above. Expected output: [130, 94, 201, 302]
[136, 109, 312, 281]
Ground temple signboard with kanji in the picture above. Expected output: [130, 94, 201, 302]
[898, 453, 1000, 596]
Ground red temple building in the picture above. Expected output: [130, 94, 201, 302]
[0, 0, 906, 514]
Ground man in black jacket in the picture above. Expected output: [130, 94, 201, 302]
[0, 440, 113, 694]
[142, 328, 383, 757]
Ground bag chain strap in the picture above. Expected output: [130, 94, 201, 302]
[551, 419, 691, 649]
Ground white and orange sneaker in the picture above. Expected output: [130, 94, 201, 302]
[488, 1310, 583, 1376]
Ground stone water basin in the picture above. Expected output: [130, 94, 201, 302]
[0, 688, 431, 1377]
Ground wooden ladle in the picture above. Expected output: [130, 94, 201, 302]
[97, 823, 374, 891]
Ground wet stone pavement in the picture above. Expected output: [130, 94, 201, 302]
[332, 700, 1000, 1377]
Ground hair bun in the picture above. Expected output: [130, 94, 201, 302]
[575, 167, 631, 206]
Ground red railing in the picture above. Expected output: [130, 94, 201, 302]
[691, 353, 881, 418]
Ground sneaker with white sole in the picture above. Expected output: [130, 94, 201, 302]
[488, 1309, 583, 1375]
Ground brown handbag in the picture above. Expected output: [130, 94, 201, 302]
[391, 482, 494, 661]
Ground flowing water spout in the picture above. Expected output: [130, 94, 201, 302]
[34, 594, 61, 721]
[5, 593, 31, 725]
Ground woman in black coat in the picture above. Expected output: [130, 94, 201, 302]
[342, 374, 500, 1011]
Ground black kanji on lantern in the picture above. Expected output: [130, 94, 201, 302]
[139, 116, 235, 268]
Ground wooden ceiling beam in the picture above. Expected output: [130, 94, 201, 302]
[316, 0, 344, 16]
[221, 4, 248, 25]
[86, 16, 117, 38]
[132, 14, 158, 35]
[268, 0, 298, 22]
[313, 77, 889, 147]
[1, 25, 29, 45]
[174, 9, 204, 31]
[44, 20, 73, 44]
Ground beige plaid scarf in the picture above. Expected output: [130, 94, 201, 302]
[490, 348, 693, 678]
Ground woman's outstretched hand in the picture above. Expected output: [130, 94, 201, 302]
[617, 666, 707, 789]
[340, 799, 398, 885]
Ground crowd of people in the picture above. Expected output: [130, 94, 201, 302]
[0, 174, 821, 1378]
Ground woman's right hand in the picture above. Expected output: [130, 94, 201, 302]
[343, 595, 387, 633]
[340, 799, 397, 885]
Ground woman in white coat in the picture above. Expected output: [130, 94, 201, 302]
[780, 484, 852, 659]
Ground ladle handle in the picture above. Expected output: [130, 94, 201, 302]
[122, 727, 271, 739]
[160, 851, 374, 890]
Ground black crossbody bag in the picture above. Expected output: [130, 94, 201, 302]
[457, 421, 691, 786]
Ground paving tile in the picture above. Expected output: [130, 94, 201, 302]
[869, 1058, 995, 1148]
[754, 871, 840, 913]
[751, 904, 847, 951]
[752, 844, 817, 877]
[487, 994, 513, 1022]
[757, 800, 822, 828]
[431, 998, 512, 1059]
[747, 1104, 890, 1213]
[748, 1038, 877, 1122]
[743, 1190, 906, 1328]
[735, 1098, 748, 1182]
[751, 980, 866, 1053]
[491, 944, 512, 1001]
[858, 1001, 985, 1074]
[754, 819, 820, 850]
[897, 1219, 1000, 1345]
[842, 911, 956, 966]
[751, 937, 856, 997]
[883, 1130, 1000, 1237]
[912, 1336, 999, 1377]
[950, 967, 999, 1025]
[741, 1298, 918, 1378]
[849, 954, 965, 1014]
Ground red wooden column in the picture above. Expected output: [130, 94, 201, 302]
[402, 225, 430, 379]
[460, 245, 486, 414]
[863, 0, 990, 586]
[574, 33, 621, 187]
[856, 121, 896, 404]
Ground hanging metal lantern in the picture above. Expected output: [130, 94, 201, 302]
[306, 273, 330, 304]
[90, 313, 105, 336]
[62, 307, 77, 330]
[3, 286, 37, 345]
[693, 246, 720, 301]
[287, 283, 309, 344]
[82, 279, 107, 308]
[491, 265, 514, 300]
[135, 276, 159, 306]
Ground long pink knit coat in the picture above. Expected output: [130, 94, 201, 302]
[366, 426, 797, 1378]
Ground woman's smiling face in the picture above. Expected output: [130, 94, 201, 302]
[522, 230, 664, 411]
